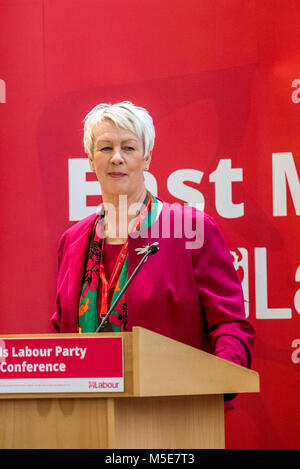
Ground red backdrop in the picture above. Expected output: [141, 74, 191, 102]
[1, 0, 300, 449]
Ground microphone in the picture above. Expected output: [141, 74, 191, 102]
[96, 243, 159, 332]
[147, 244, 159, 255]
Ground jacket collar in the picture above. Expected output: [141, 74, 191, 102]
[68, 213, 98, 319]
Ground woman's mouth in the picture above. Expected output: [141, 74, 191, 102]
[108, 172, 127, 178]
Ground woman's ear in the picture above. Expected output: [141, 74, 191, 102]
[144, 151, 152, 171]
[89, 157, 95, 172]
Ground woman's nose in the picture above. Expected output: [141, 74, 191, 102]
[111, 150, 124, 164]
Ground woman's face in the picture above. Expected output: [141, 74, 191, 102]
[89, 119, 151, 202]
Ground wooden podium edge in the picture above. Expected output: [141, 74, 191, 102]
[132, 327, 260, 397]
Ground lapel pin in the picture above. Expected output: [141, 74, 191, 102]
[135, 242, 159, 255]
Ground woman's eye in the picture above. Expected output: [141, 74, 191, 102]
[123, 146, 135, 151]
[99, 147, 112, 151]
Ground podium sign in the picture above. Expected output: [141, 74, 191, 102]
[0, 336, 124, 394]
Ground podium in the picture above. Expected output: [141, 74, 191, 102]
[0, 327, 259, 449]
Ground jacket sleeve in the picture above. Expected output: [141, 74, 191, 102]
[192, 214, 255, 368]
[49, 232, 67, 333]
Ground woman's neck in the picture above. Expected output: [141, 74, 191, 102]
[102, 188, 147, 243]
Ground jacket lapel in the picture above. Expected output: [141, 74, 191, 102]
[68, 214, 98, 323]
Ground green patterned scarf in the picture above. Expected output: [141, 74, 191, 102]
[78, 192, 159, 332]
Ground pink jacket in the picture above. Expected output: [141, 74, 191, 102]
[50, 201, 255, 369]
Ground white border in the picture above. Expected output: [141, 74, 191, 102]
[0, 377, 124, 394]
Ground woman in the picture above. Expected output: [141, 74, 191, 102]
[50, 101, 255, 372]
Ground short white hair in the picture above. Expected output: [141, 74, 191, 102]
[83, 101, 155, 158]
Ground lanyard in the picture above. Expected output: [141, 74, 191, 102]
[98, 193, 152, 318]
